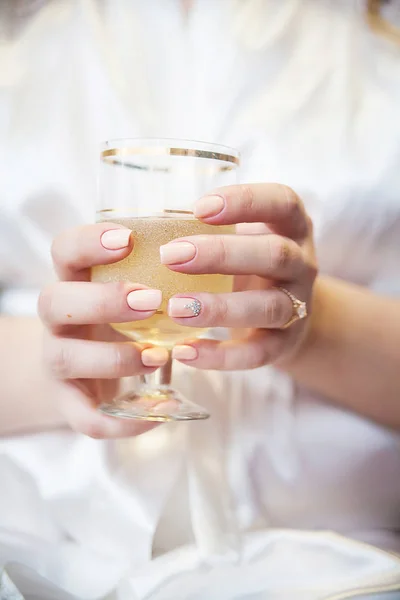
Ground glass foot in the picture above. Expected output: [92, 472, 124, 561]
[98, 386, 210, 422]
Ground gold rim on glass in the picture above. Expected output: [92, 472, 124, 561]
[96, 208, 194, 217]
[101, 145, 240, 165]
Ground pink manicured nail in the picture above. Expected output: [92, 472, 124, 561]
[172, 345, 198, 361]
[194, 195, 225, 219]
[159, 242, 196, 265]
[101, 229, 131, 250]
[141, 347, 169, 367]
[168, 297, 201, 318]
[127, 289, 162, 311]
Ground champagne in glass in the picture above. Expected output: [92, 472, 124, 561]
[92, 216, 234, 346]
[93, 138, 239, 422]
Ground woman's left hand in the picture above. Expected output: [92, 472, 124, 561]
[162, 183, 317, 370]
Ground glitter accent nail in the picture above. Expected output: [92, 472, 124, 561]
[184, 299, 201, 317]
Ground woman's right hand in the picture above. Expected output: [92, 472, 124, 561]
[38, 223, 168, 438]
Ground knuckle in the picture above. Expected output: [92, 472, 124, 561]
[210, 236, 228, 269]
[282, 186, 308, 236]
[248, 345, 271, 369]
[110, 344, 135, 377]
[70, 417, 107, 439]
[45, 339, 72, 379]
[114, 281, 130, 305]
[306, 258, 318, 282]
[252, 340, 280, 369]
[283, 185, 302, 216]
[94, 287, 116, 320]
[79, 422, 107, 439]
[291, 243, 306, 277]
[37, 284, 56, 324]
[239, 184, 255, 212]
[266, 236, 291, 271]
[305, 214, 314, 235]
[209, 296, 228, 326]
[270, 333, 286, 361]
[92, 297, 109, 322]
[263, 294, 286, 326]
[51, 227, 89, 275]
[50, 237, 61, 266]
[51, 231, 73, 270]
[246, 333, 286, 369]
[213, 346, 233, 370]
[91, 283, 125, 321]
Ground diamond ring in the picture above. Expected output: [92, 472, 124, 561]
[278, 287, 308, 329]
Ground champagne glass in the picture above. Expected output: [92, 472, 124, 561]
[91, 138, 240, 422]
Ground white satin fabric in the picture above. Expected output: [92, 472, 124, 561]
[1, 1, 400, 598]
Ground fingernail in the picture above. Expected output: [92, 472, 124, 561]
[172, 345, 198, 361]
[127, 289, 162, 311]
[142, 347, 169, 367]
[160, 242, 196, 265]
[101, 229, 131, 250]
[194, 195, 225, 219]
[168, 297, 201, 318]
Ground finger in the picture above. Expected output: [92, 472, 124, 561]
[168, 289, 294, 329]
[57, 383, 159, 439]
[38, 282, 162, 331]
[44, 335, 169, 379]
[160, 233, 306, 280]
[51, 222, 133, 281]
[194, 183, 309, 241]
[171, 329, 286, 370]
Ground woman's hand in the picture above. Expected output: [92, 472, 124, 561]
[38, 223, 168, 438]
[164, 183, 317, 370]
[38, 183, 315, 437]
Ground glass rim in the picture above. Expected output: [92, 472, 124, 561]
[100, 137, 240, 166]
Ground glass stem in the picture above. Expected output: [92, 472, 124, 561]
[140, 352, 173, 389]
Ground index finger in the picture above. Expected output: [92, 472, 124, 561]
[194, 183, 309, 241]
[51, 222, 132, 282]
